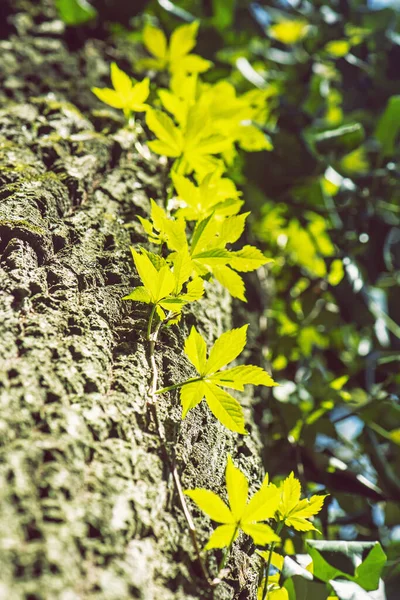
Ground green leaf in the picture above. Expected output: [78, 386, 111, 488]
[355, 543, 387, 591]
[205, 325, 248, 374]
[212, 0, 235, 30]
[375, 95, 400, 157]
[307, 540, 387, 591]
[184, 326, 207, 375]
[55, 0, 97, 25]
[312, 123, 365, 155]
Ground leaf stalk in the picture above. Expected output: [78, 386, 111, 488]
[261, 520, 284, 600]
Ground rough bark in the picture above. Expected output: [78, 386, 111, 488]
[0, 3, 269, 599]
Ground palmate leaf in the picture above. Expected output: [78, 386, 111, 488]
[204, 325, 248, 375]
[211, 365, 278, 391]
[166, 325, 276, 433]
[203, 383, 247, 434]
[92, 63, 149, 118]
[146, 109, 183, 157]
[277, 472, 328, 533]
[143, 24, 167, 61]
[186, 215, 274, 300]
[184, 326, 207, 373]
[213, 265, 246, 302]
[138, 199, 187, 253]
[140, 21, 212, 75]
[123, 248, 203, 319]
[171, 171, 243, 221]
[147, 103, 230, 177]
[185, 455, 281, 551]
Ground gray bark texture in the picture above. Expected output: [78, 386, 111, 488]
[0, 2, 271, 599]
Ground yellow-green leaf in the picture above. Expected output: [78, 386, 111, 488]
[143, 24, 167, 60]
[284, 494, 328, 532]
[219, 212, 249, 245]
[269, 20, 309, 44]
[229, 245, 272, 272]
[110, 62, 132, 97]
[92, 87, 124, 109]
[131, 249, 159, 302]
[279, 472, 301, 518]
[226, 455, 248, 521]
[242, 482, 280, 524]
[205, 524, 238, 550]
[203, 382, 247, 434]
[180, 380, 207, 417]
[213, 265, 246, 302]
[184, 489, 234, 523]
[153, 265, 177, 303]
[170, 248, 193, 293]
[210, 365, 277, 391]
[181, 277, 204, 302]
[184, 326, 207, 375]
[123, 286, 151, 304]
[169, 21, 199, 61]
[178, 53, 212, 74]
[241, 522, 280, 545]
[278, 472, 328, 532]
[205, 325, 248, 375]
[146, 109, 183, 156]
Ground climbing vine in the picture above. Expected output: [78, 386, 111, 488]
[90, 18, 386, 600]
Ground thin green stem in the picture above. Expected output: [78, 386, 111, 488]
[218, 525, 239, 575]
[147, 304, 157, 341]
[261, 521, 284, 600]
[156, 377, 202, 395]
[145, 307, 210, 584]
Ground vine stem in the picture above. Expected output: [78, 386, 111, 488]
[147, 304, 157, 342]
[218, 525, 238, 575]
[261, 521, 284, 600]
[156, 377, 202, 395]
[145, 308, 210, 584]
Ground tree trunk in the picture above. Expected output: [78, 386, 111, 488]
[0, 3, 269, 599]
